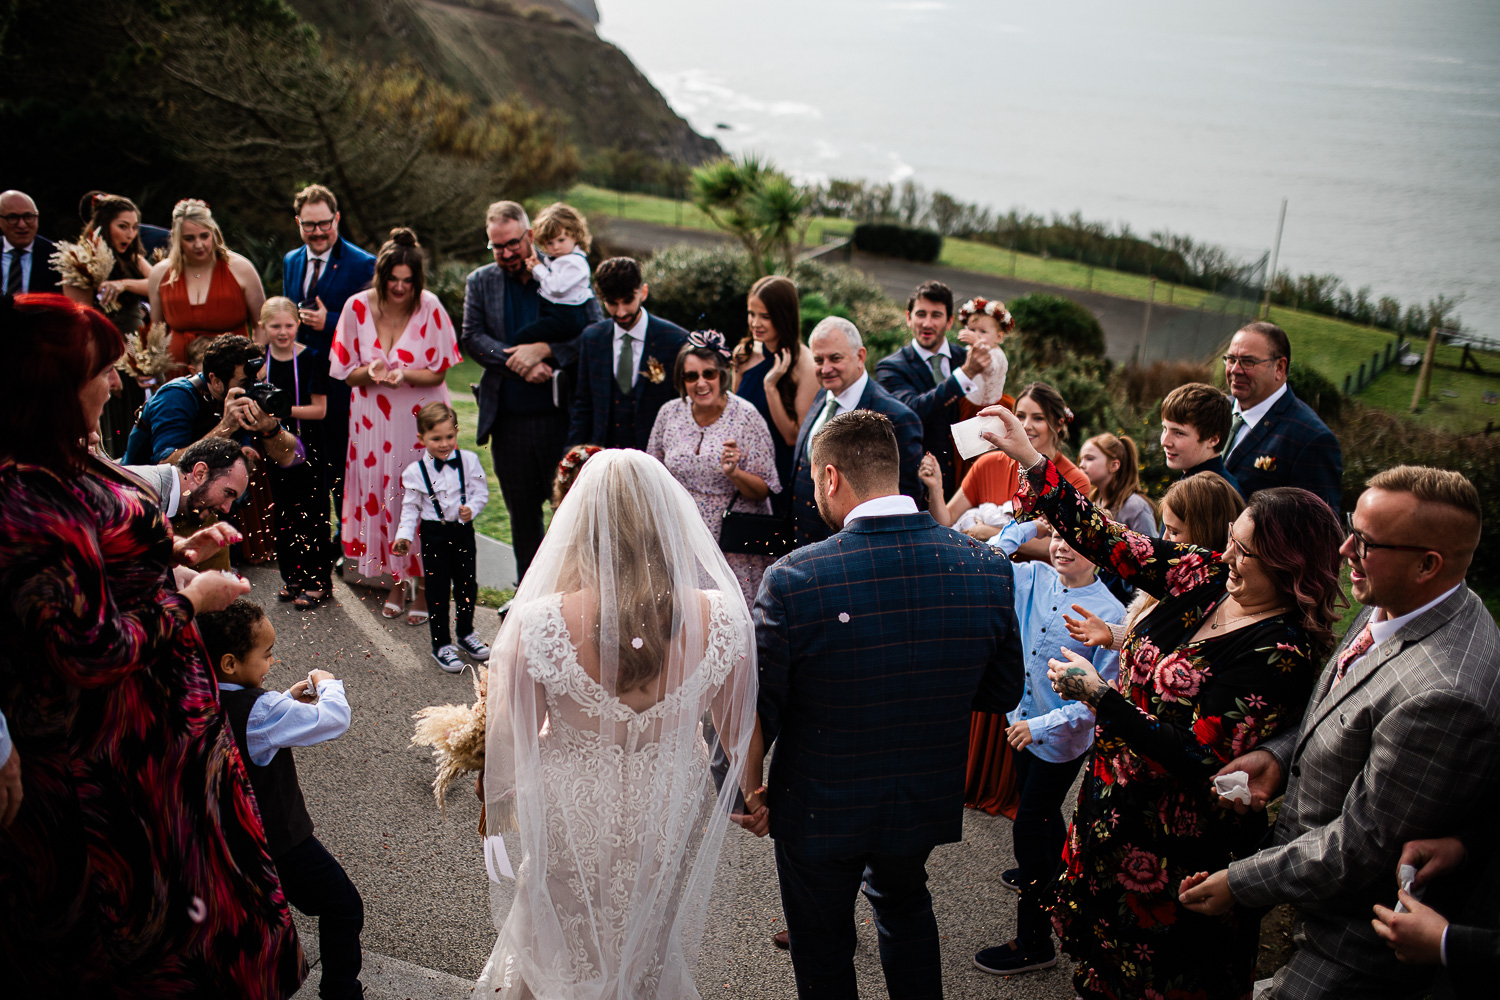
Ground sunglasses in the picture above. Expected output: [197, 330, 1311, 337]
[682, 370, 721, 384]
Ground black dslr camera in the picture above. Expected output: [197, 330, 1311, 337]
[243, 381, 292, 421]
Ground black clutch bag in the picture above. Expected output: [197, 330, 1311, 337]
[719, 494, 792, 558]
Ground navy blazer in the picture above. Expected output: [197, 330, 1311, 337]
[282, 237, 376, 356]
[566, 313, 688, 451]
[789, 377, 925, 547]
[874, 341, 970, 496]
[1223, 386, 1343, 512]
[755, 511, 1025, 858]
[11, 235, 61, 295]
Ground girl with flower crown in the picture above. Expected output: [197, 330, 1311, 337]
[648, 331, 781, 603]
[957, 296, 1013, 407]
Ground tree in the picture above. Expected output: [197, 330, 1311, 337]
[690, 155, 809, 279]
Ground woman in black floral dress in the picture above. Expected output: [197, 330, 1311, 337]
[979, 403, 1344, 1000]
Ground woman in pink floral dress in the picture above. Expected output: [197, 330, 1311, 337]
[330, 229, 460, 622]
[979, 402, 1345, 999]
[648, 332, 780, 604]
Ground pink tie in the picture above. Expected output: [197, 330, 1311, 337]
[1332, 624, 1375, 687]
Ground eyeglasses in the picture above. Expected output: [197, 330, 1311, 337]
[486, 237, 525, 253]
[1, 212, 38, 225]
[1226, 523, 1258, 560]
[682, 370, 721, 384]
[1222, 354, 1280, 371]
[1343, 514, 1432, 561]
[298, 218, 335, 233]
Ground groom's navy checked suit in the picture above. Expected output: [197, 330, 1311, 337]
[754, 508, 1024, 996]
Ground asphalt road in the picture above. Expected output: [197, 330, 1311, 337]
[251, 564, 1081, 998]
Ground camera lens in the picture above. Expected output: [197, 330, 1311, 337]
[245, 381, 292, 421]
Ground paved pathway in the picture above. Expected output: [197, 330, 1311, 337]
[251, 564, 1082, 998]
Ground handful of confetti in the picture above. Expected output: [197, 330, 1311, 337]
[410, 667, 488, 814]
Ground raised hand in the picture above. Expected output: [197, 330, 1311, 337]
[976, 402, 1041, 467]
[918, 452, 943, 495]
[174, 522, 244, 566]
[765, 348, 792, 386]
[1213, 750, 1283, 814]
[720, 439, 742, 478]
[1064, 603, 1115, 648]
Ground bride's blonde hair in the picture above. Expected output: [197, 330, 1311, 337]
[165, 199, 229, 283]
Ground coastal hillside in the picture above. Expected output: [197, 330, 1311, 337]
[288, 0, 721, 163]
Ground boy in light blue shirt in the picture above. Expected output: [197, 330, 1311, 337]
[975, 524, 1124, 977]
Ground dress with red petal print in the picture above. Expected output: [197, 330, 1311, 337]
[330, 288, 461, 583]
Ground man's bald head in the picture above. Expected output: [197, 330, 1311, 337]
[0, 190, 39, 249]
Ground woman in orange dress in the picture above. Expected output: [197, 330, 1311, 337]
[919, 381, 1093, 816]
[147, 199, 265, 379]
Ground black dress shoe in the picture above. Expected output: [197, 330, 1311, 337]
[773, 929, 789, 950]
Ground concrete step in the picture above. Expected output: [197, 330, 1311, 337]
[291, 949, 475, 1000]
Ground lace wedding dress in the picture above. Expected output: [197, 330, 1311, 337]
[475, 450, 757, 1000]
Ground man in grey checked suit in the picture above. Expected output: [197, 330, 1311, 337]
[1180, 465, 1500, 999]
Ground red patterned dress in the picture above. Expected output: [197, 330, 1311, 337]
[1018, 458, 1319, 1000]
[0, 458, 304, 997]
[329, 288, 460, 583]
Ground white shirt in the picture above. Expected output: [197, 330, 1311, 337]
[1348, 583, 1466, 672]
[1226, 382, 1288, 456]
[534, 250, 594, 306]
[911, 339, 977, 395]
[162, 467, 182, 518]
[396, 450, 491, 541]
[302, 249, 331, 299]
[219, 679, 351, 767]
[845, 494, 919, 522]
[2, 236, 34, 295]
[612, 309, 651, 390]
[809, 371, 870, 441]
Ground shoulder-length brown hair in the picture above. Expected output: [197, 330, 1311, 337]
[1245, 487, 1346, 660]
[1, 294, 125, 474]
[735, 275, 802, 415]
[373, 227, 426, 309]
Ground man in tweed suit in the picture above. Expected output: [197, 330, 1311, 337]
[1179, 466, 1500, 999]
[461, 200, 600, 582]
[1221, 321, 1343, 512]
[741, 409, 1025, 999]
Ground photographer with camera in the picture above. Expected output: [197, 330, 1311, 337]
[123, 335, 301, 469]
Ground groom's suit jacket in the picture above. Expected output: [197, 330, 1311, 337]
[1228, 585, 1500, 999]
[754, 510, 1025, 860]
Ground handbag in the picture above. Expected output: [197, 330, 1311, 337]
[718, 493, 792, 558]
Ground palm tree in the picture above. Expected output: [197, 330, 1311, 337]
[691, 154, 810, 278]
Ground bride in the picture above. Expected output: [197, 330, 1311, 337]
[475, 449, 761, 998]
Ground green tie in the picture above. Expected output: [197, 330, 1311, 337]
[1224, 412, 1245, 459]
[928, 354, 945, 386]
[616, 334, 634, 395]
[810, 394, 839, 441]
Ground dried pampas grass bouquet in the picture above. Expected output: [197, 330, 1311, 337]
[411, 667, 488, 815]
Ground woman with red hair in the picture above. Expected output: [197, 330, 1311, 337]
[0, 294, 305, 997]
[975, 400, 1344, 998]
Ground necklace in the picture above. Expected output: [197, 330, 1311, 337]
[1209, 600, 1287, 630]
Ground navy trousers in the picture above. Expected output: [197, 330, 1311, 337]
[418, 519, 476, 650]
[774, 840, 941, 999]
[1012, 747, 1086, 951]
[277, 835, 364, 1000]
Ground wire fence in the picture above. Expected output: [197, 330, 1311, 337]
[1135, 252, 1267, 364]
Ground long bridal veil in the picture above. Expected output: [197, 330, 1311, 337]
[479, 449, 758, 999]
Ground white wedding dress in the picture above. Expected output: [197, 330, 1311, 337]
[474, 450, 757, 1000]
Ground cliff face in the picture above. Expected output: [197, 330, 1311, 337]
[289, 0, 721, 163]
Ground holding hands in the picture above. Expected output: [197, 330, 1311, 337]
[1064, 603, 1115, 649]
[918, 453, 943, 496]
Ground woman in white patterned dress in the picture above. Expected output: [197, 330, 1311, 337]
[476, 449, 761, 999]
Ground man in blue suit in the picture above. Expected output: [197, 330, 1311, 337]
[1222, 321, 1343, 511]
[740, 409, 1024, 999]
[281, 184, 376, 555]
[790, 317, 924, 548]
[875, 280, 995, 498]
[566, 257, 687, 451]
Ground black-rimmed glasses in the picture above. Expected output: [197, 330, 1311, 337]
[1343, 514, 1433, 560]
[298, 219, 335, 233]
[486, 237, 524, 253]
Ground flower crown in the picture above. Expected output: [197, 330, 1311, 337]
[688, 329, 732, 359]
[957, 297, 1015, 333]
[556, 444, 602, 477]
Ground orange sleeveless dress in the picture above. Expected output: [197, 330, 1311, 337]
[159, 257, 250, 376]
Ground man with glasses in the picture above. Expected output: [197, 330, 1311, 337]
[1220, 321, 1342, 511]
[1180, 465, 1500, 1000]
[0, 190, 62, 295]
[281, 185, 376, 563]
[461, 200, 603, 584]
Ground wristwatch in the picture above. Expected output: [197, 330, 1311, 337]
[260, 421, 285, 439]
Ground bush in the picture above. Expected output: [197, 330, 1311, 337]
[429, 257, 482, 324]
[1008, 355, 1119, 458]
[852, 222, 942, 263]
[1121, 360, 1212, 412]
[1007, 293, 1107, 365]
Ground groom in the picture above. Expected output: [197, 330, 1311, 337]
[743, 409, 1025, 999]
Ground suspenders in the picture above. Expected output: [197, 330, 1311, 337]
[417, 454, 466, 523]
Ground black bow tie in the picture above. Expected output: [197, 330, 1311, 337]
[432, 456, 460, 473]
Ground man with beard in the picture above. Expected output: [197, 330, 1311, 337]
[462, 200, 603, 584]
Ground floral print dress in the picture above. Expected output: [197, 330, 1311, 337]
[0, 459, 304, 997]
[1017, 458, 1319, 1000]
[330, 288, 460, 583]
[647, 393, 781, 604]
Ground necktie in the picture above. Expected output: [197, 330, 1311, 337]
[6, 245, 25, 295]
[305, 256, 323, 299]
[1224, 411, 1246, 459]
[1331, 623, 1375, 687]
[928, 354, 946, 386]
[809, 394, 839, 441]
[616, 334, 635, 394]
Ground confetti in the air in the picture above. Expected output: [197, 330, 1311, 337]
[631, 637, 644, 649]
[838, 613, 851, 623]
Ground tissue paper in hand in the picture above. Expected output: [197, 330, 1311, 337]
[1212, 770, 1253, 805]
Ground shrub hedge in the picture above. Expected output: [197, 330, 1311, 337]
[852, 222, 943, 263]
[1007, 293, 1107, 364]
